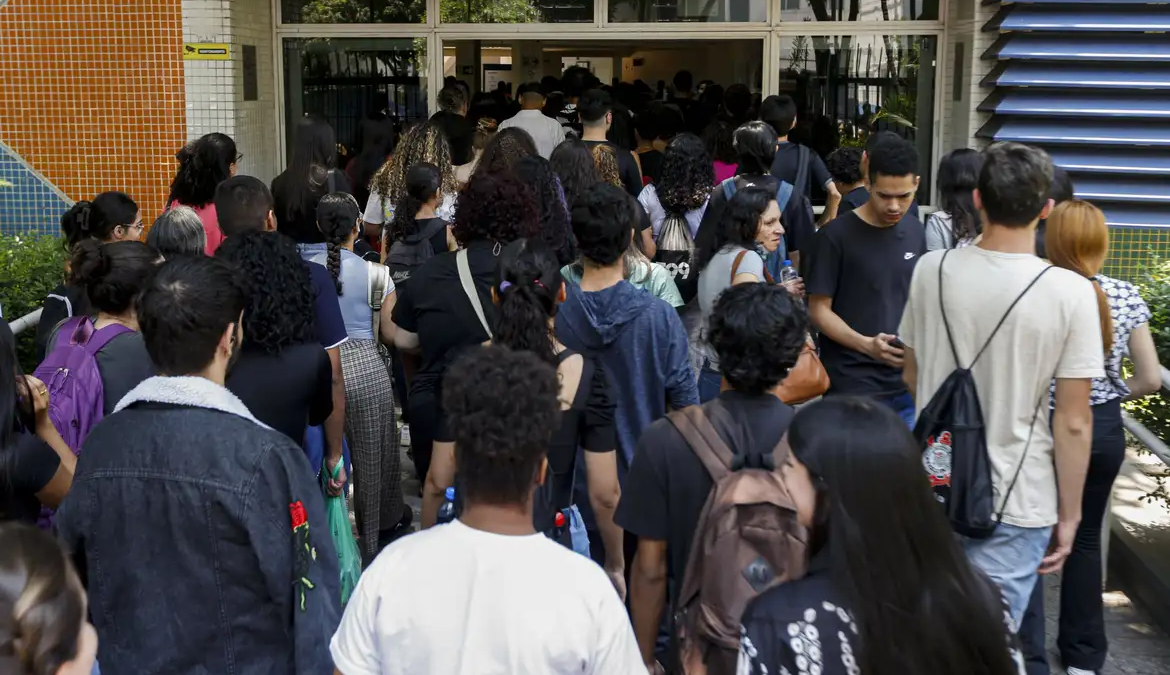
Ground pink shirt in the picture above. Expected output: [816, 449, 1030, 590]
[169, 201, 224, 255]
[713, 161, 739, 185]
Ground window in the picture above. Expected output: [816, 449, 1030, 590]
[439, 0, 594, 24]
[608, 0, 766, 23]
[281, 0, 426, 24]
[778, 34, 938, 203]
[780, 0, 939, 22]
[283, 38, 429, 160]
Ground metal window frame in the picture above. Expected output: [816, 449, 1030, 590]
[271, 0, 947, 178]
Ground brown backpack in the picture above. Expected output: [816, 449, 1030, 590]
[669, 401, 810, 675]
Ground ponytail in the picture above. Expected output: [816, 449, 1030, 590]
[316, 192, 361, 295]
[390, 162, 442, 244]
[60, 192, 138, 251]
[493, 239, 564, 367]
[1091, 279, 1115, 355]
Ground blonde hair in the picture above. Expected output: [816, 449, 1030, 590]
[1045, 199, 1113, 354]
[591, 144, 622, 189]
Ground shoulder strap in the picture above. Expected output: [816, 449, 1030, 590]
[668, 402, 734, 483]
[720, 177, 737, 201]
[456, 249, 493, 340]
[417, 218, 448, 243]
[794, 145, 810, 199]
[366, 261, 390, 335]
[939, 251, 1055, 370]
[729, 250, 749, 285]
[82, 323, 133, 356]
[327, 170, 337, 194]
[774, 180, 794, 213]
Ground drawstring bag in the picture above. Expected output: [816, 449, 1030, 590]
[322, 459, 362, 604]
[654, 213, 698, 303]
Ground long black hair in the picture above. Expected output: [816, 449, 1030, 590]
[493, 239, 564, 367]
[695, 186, 774, 272]
[788, 397, 1021, 675]
[513, 156, 574, 266]
[316, 192, 361, 295]
[550, 139, 601, 208]
[167, 132, 237, 208]
[61, 192, 139, 251]
[0, 321, 34, 452]
[214, 232, 316, 355]
[701, 119, 737, 165]
[69, 240, 159, 316]
[937, 148, 984, 243]
[657, 133, 714, 215]
[732, 121, 777, 175]
[279, 116, 338, 233]
[389, 162, 442, 244]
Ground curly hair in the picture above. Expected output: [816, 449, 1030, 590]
[316, 192, 361, 295]
[452, 172, 541, 248]
[709, 283, 808, 395]
[442, 345, 561, 506]
[657, 133, 714, 215]
[550, 139, 601, 208]
[493, 239, 564, 367]
[370, 121, 457, 211]
[695, 186, 774, 273]
[167, 132, 237, 209]
[591, 144, 622, 188]
[214, 231, 316, 355]
[825, 147, 864, 185]
[470, 127, 537, 184]
[513, 156, 573, 265]
[0, 523, 88, 675]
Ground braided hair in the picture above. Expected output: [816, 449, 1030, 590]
[316, 192, 361, 295]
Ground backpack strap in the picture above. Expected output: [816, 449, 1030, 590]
[366, 261, 391, 334]
[456, 248, 493, 340]
[793, 144, 810, 199]
[938, 250, 1055, 369]
[78, 321, 133, 356]
[668, 402, 735, 483]
[720, 177, 737, 201]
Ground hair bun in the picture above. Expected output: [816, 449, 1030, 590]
[69, 238, 109, 287]
[477, 117, 499, 133]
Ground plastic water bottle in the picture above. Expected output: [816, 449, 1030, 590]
[779, 259, 799, 285]
[437, 487, 457, 525]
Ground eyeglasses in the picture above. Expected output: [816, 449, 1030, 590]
[234, 153, 244, 164]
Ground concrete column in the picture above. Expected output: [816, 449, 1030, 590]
[512, 41, 544, 84]
[454, 40, 482, 94]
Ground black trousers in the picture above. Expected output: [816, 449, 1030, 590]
[1019, 398, 1126, 673]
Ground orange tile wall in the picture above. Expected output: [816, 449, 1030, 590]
[0, 0, 187, 224]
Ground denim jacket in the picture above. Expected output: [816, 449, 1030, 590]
[57, 376, 340, 675]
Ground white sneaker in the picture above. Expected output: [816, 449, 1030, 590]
[399, 424, 411, 448]
[1067, 668, 1096, 675]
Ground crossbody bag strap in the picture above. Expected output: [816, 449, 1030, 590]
[365, 261, 390, 334]
[729, 250, 749, 285]
[456, 249, 493, 340]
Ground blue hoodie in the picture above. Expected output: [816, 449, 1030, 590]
[556, 280, 698, 474]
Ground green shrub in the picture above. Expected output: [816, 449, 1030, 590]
[0, 234, 66, 371]
[1127, 258, 1170, 435]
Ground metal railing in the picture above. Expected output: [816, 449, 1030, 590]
[1121, 367, 1170, 466]
[8, 308, 41, 336]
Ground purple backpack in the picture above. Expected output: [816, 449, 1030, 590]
[33, 317, 130, 528]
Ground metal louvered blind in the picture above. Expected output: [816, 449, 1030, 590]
[977, 0, 1170, 229]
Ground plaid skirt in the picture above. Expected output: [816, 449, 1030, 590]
[340, 339, 403, 562]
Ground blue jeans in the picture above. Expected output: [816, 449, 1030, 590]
[961, 523, 1053, 627]
[875, 391, 916, 428]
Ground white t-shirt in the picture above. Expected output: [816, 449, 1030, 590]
[363, 190, 457, 227]
[499, 109, 568, 159]
[638, 184, 707, 241]
[330, 520, 644, 675]
[899, 247, 1105, 528]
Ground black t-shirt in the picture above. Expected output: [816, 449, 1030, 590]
[695, 173, 816, 263]
[271, 170, 354, 244]
[806, 210, 925, 396]
[227, 342, 333, 446]
[638, 149, 665, 185]
[615, 392, 795, 599]
[35, 283, 88, 363]
[836, 185, 921, 222]
[770, 142, 832, 198]
[0, 433, 60, 523]
[583, 140, 643, 197]
[430, 111, 475, 166]
[306, 262, 349, 350]
[391, 240, 499, 397]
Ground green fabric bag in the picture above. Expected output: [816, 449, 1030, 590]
[324, 460, 362, 605]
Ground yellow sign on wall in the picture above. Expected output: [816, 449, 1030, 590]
[183, 43, 231, 60]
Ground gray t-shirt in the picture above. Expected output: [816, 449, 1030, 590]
[696, 246, 764, 368]
[46, 326, 154, 415]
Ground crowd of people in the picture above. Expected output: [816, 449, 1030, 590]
[0, 65, 1162, 675]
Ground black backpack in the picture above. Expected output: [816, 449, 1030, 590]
[385, 218, 448, 285]
[914, 249, 1053, 540]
